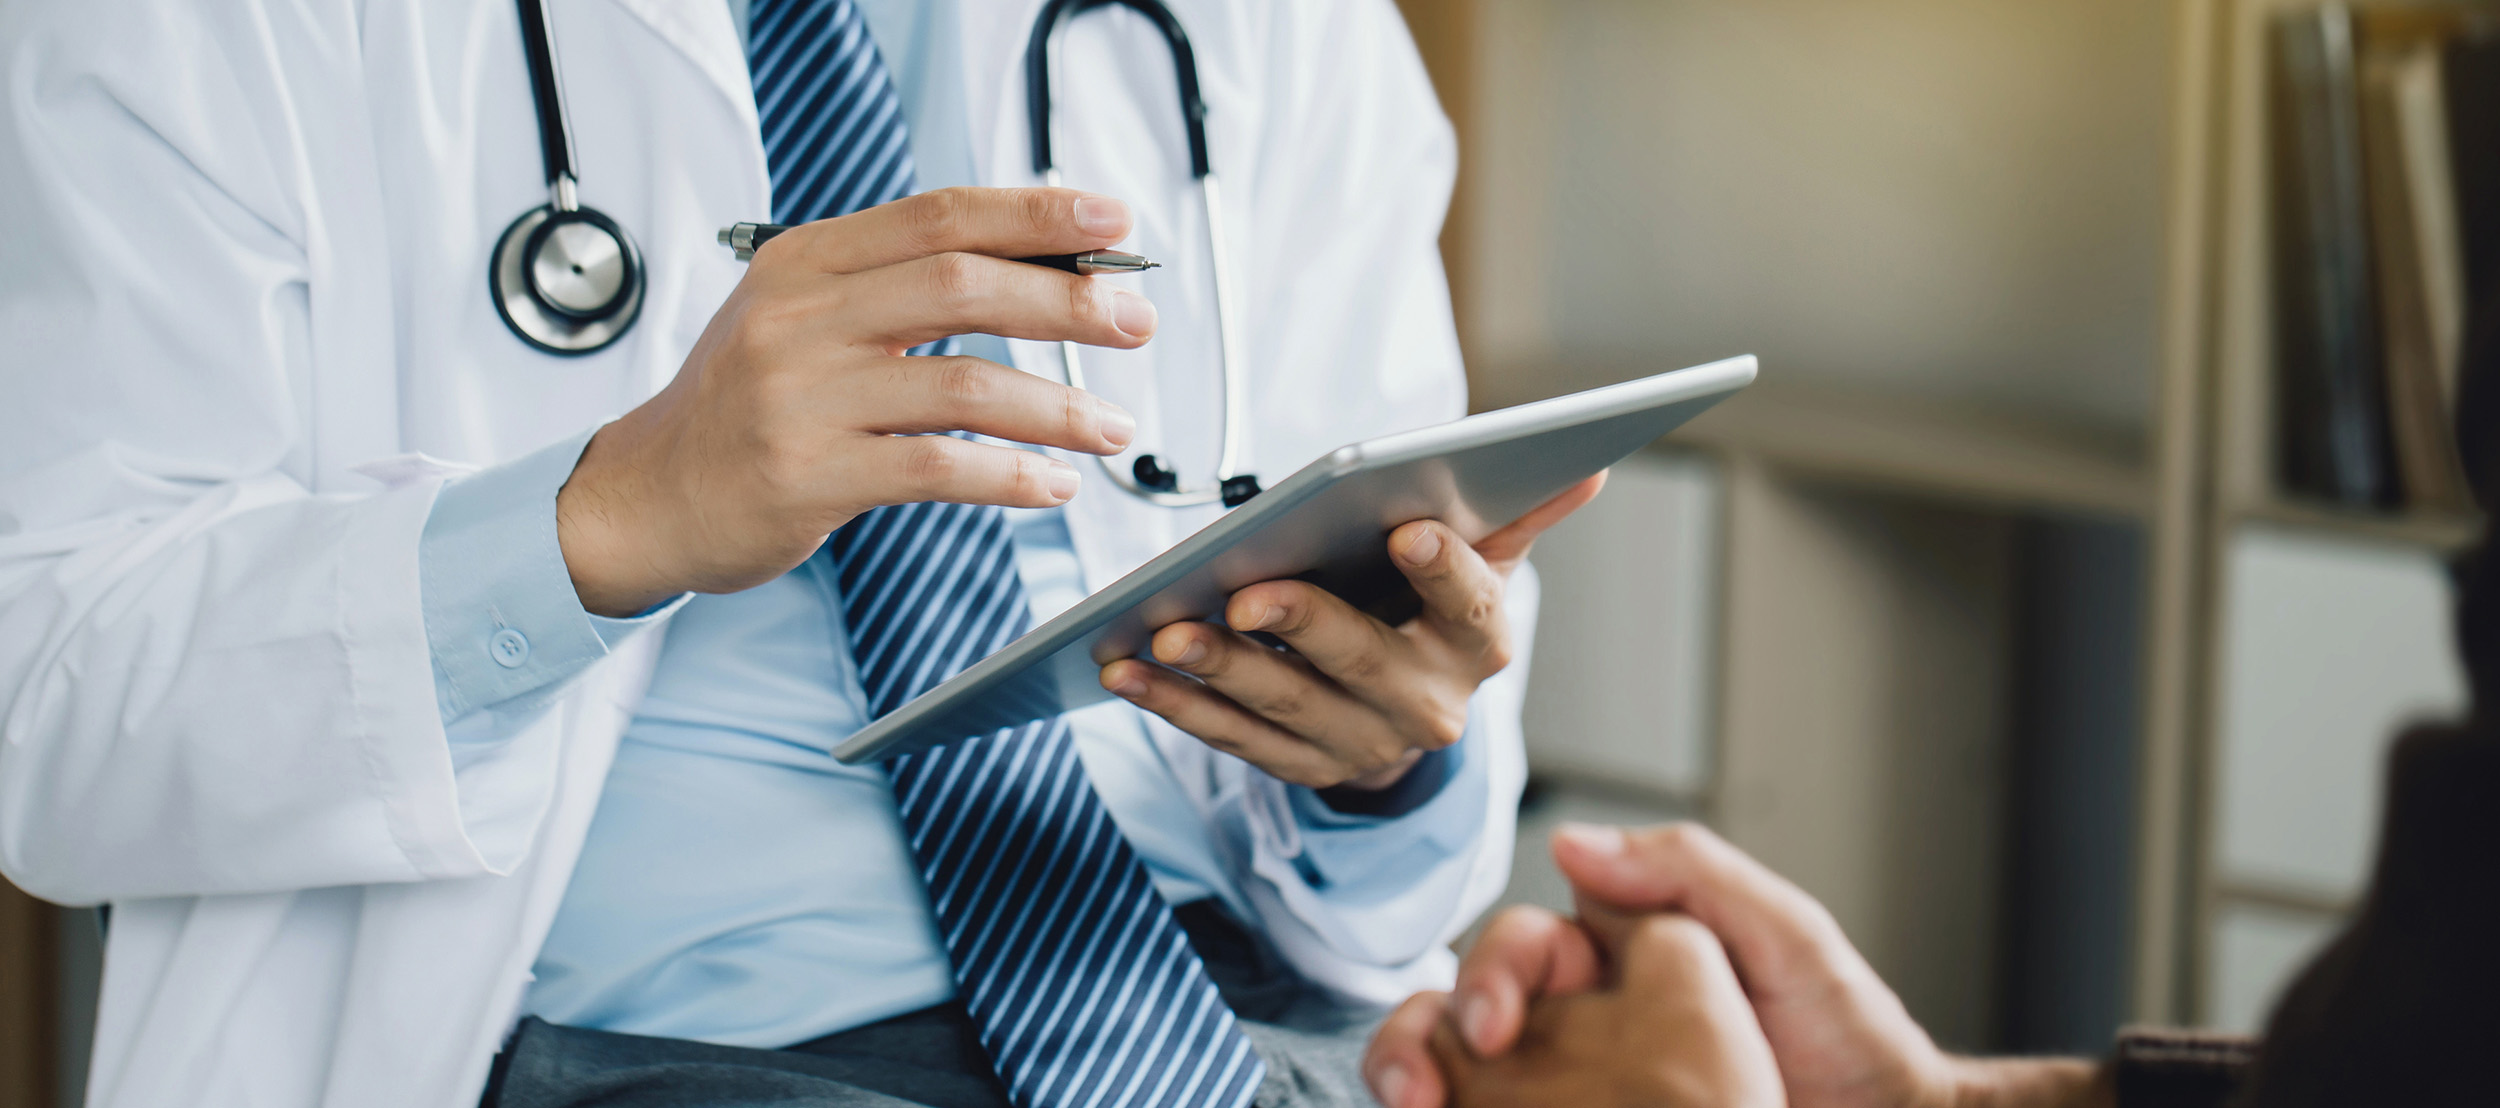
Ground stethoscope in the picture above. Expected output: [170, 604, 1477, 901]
[1029, 0, 1260, 508]
[490, 0, 646, 356]
[488, 0, 1257, 506]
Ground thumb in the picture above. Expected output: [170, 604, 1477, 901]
[1564, 895, 1646, 969]
[1550, 822, 1851, 998]
[1471, 472, 1606, 570]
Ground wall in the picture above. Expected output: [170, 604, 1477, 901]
[1522, 453, 1723, 796]
[1464, 0, 2175, 434]
[1712, 467, 2020, 1050]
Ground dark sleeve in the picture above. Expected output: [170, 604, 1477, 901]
[1311, 746, 1455, 818]
[2109, 1028, 2257, 1108]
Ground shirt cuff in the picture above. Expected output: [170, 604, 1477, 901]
[1278, 721, 1485, 893]
[1310, 746, 1456, 819]
[419, 428, 681, 726]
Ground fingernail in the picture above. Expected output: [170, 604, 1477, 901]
[1458, 994, 1495, 1052]
[1159, 636, 1206, 666]
[1097, 400, 1137, 449]
[1398, 526, 1443, 567]
[1239, 602, 1279, 631]
[1111, 289, 1158, 338]
[1104, 670, 1147, 698]
[1074, 196, 1129, 236]
[1045, 460, 1081, 502]
[1554, 822, 1627, 857]
[1369, 1062, 1411, 1108]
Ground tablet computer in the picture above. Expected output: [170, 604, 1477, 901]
[833, 354, 1756, 763]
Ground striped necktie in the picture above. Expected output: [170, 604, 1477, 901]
[747, 3, 1264, 1105]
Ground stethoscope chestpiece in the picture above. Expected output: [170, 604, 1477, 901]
[493, 198, 646, 355]
[491, 0, 646, 356]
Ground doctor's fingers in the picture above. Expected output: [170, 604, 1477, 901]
[1216, 579, 1471, 740]
[822, 251, 1156, 350]
[847, 356, 1134, 456]
[1387, 522, 1514, 678]
[854, 434, 1088, 510]
[766, 188, 1134, 275]
[1142, 622, 1431, 767]
[1097, 660, 1354, 787]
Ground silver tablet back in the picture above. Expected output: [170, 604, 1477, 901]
[835, 355, 1756, 763]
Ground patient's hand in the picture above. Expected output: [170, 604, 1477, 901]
[1532, 823, 1961, 1108]
[1378, 823, 2110, 1108]
[1365, 904, 1784, 1108]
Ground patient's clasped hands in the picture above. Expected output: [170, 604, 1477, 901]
[1365, 823, 2107, 1108]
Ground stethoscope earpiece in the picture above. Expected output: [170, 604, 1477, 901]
[490, 0, 646, 357]
[1134, 456, 1180, 493]
[1219, 475, 1262, 508]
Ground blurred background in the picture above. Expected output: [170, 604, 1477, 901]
[3, 0, 2492, 1103]
[1404, 0, 2489, 1065]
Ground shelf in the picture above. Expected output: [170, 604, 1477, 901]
[2212, 876, 2354, 919]
[1659, 381, 2153, 520]
[2233, 498, 2485, 554]
[1475, 367, 2153, 519]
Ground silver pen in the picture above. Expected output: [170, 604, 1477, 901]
[717, 222, 1159, 274]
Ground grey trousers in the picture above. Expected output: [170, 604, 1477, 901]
[482, 903, 1385, 1108]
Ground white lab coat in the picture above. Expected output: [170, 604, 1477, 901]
[0, 0, 1526, 1105]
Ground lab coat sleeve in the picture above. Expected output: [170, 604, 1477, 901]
[422, 430, 682, 848]
[0, 7, 568, 904]
[422, 429, 679, 730]
[1211, 0, 1524, 1005]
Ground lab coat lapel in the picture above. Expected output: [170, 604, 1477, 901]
[598, 0, 758, 138]
[955, 0, 1049, 189]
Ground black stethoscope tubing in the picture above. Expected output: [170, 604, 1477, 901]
[492, 0, 646, 356]
[518, 0, 577, 191]
[1026, 0, 1210, 181]
[1027, 0, 1259, 508]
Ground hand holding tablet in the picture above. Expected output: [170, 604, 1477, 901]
[1102, 474, 1608, 791]
[833, 355, 1756, 765]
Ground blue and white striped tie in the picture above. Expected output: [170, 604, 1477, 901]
[749, 3, 1264, 1106]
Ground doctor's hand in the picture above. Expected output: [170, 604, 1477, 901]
[558, 187, 1153, 616]
[1098, 474, 1604, 790]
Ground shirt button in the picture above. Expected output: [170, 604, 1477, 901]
[489, 628, 531, 668]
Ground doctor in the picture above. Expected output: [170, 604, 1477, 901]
[0, 0, 1578, 1106]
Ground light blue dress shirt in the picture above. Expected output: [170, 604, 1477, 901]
[412, 0, 1483, 1051]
